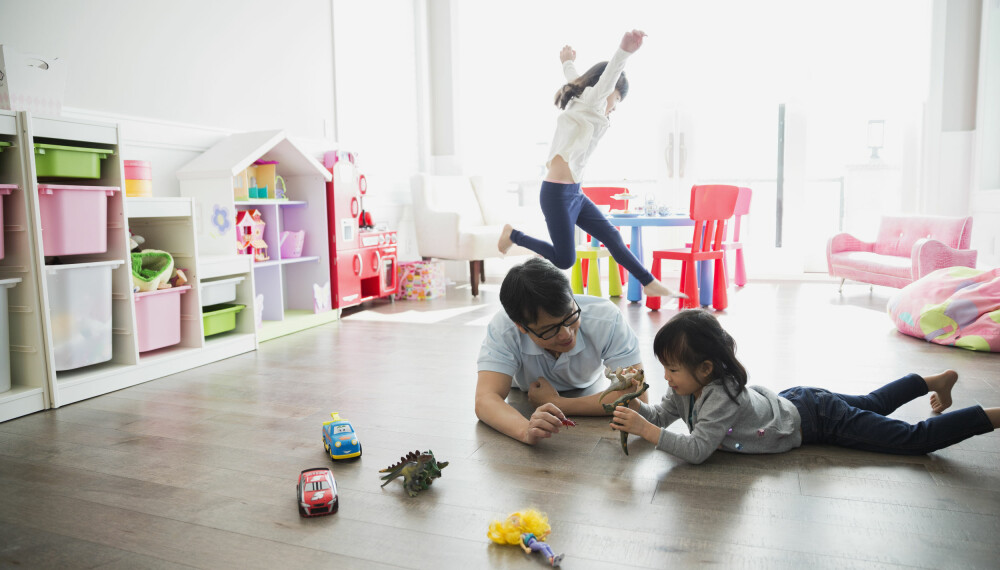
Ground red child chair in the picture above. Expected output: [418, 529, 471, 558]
[689, 185, 753, 306]
[646, 185, 739, 311]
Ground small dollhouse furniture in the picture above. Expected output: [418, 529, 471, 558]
[236, 209, 269, 262]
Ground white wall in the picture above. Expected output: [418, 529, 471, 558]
[0, 0, 335, 138]
[970, 0, 1000, 267]
[0, 0, 337, 196]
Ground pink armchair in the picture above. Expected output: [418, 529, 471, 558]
[827, 215, 977, 292]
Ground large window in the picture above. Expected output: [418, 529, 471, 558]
[455, 1, 931, 273]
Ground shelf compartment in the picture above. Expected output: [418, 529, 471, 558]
[253, 255, 319, 268]
[200, 276, 245, 307]
[134, 286, 191, 353]
[203, 303, 246, 337]
[37, 184, 121, 256]
[199, 255, 252, 280]
[45, 259, 124, 371]
[126, 197, 193, 219]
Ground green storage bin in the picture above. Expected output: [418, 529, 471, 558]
[0, 142, 10, 152]
[202, 303, 245, 337]
[34, 143, 114, 179]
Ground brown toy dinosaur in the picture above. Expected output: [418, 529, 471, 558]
[598, 367, 649, 455]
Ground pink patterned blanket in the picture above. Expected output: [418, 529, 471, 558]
[887, 266, 1000, 352]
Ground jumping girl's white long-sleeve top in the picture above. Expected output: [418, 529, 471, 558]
[546, 47, 632, 183]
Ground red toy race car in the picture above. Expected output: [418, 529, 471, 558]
[297, 467, 339, 517]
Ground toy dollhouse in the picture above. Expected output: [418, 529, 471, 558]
[236, 208, 269, 262]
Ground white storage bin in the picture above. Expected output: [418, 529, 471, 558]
[200, 276, 244, 307]
[45, 260, 124, 371]
[0, 278, 21, 393]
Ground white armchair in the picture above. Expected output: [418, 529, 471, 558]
[410, 174, 542, 295]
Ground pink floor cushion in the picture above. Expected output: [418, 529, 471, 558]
[887, 266, 1000, 352]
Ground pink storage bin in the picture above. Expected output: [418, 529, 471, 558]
[134, 285, 190, 353]
[123, 160, 151, 180]
[37, 184, 120, 256]
[280, 230, 305, 258]
[0, 184, 16, 259]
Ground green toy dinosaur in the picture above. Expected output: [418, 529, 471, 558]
[598, 367, 649, 455]
[378, 450, 449, 497]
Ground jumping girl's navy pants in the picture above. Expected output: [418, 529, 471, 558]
[510, 181, 654, 285]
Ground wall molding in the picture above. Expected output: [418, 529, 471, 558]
[60, 106, 334, 157]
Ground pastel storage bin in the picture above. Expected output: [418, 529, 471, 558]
[124, 160, 152, 198]
[134, 285, 190, 353]
[37, 184, 120, 256]
[279, 230, 305, 258]
[203, 303, 245, 337]
[45, 260, 124, 371]
[200, 276, 244, 307]
[33, 143, 113, 179]
[0, 184, 16, 259]
[0, 278, 22, 393]
[396, 260, 446, 300]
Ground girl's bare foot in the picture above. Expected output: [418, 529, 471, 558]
[498, 224, 514, 255]
[643, 279, 688, 299]
[926, 370, 959, 414]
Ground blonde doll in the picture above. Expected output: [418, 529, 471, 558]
[488, 509, 564, 567]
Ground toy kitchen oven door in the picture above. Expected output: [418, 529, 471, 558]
[325, 150, 399, 309]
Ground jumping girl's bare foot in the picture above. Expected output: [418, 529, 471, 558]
[926, 369, 959, 414]
[498, 224, 514, 255]
[643, 279, 688, 299]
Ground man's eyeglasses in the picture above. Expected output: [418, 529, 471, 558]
[524, 303, 582, 340]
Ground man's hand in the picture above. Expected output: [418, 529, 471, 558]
[523, 403, 571, 445]
[620, 29, 646, 53]
[610, 404, 658, 444]
[528, 377, 561, 407]
[559, 45, 576, 63]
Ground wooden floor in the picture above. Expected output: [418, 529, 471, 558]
[1, 279, 999, 569]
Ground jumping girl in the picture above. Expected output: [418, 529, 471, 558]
[498, 29, 683, 300]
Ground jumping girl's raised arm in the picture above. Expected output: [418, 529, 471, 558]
[560, 45, 579, 82]
[580, 30, 645, 105]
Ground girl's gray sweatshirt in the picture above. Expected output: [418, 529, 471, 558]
[636, 382, 802, 464]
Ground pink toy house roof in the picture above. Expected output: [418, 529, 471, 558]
[236, 209, 265, 226]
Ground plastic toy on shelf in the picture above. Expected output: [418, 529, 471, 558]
[322, 412, 361, 460]
[280, 230, 305, 259]
[236, 209, 269, 261]
[297, 467, 339, 517]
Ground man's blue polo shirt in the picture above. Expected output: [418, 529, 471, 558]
[477, 295, 641, 391]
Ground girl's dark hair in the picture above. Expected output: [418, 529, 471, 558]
[554, 61, 629, 110]
[652, 310, 748, 402]
[499, 258, 575, 326]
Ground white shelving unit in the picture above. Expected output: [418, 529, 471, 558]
[19, 112, 138, 408]
[177, 130, 336, 342]
[127, 197, 257, 378]
[0, 110, 48, 422]
[0, 112, 258, 417]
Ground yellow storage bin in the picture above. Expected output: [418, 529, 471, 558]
[125, 179, 152, 198]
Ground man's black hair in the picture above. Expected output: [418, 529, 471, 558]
[499, 258, 576, 326]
